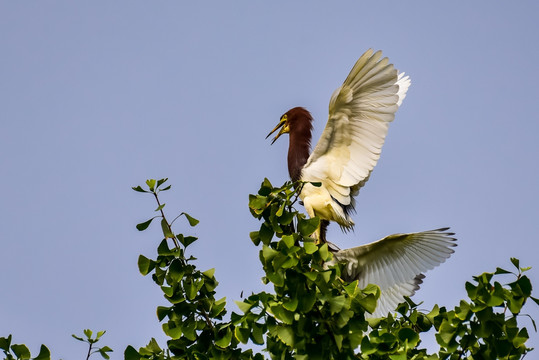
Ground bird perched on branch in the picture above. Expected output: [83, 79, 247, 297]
[267, 49, 456, 317]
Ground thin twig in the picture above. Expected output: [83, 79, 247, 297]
[85, 343, 93, 360]
[153, 192, 180, 249]
[199, 308, 215, 331]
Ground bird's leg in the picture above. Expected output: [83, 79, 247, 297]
[320, 220, 329, 244]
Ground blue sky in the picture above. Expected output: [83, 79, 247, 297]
[1, 2, 538, 357]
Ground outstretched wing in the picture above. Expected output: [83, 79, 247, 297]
[301, 49, 411, 208]
[327, 228, 456, 317]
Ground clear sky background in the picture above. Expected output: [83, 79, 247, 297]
[1, 2, 538, 358]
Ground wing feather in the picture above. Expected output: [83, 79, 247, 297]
[301, 50, 410, 213]
[326, 228, 456, 317]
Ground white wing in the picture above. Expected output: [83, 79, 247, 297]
[326, 228, 456, 317]
[301, 49, 411, 208]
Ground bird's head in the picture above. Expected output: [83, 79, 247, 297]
[266, 107, 313, 145]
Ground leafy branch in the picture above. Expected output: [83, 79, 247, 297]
[72, 329, 113, 360]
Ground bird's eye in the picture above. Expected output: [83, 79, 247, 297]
[281, 114, 287, 121]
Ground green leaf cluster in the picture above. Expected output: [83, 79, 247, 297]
[0, 336, 50, 360]
[3, 178, 537, 360]
[243, 179, 538, 359]
[128, 177, 538, 360]
[426, 259, 539, 359]
[72, 329, 113, 360]
[129, 179, 260, 359]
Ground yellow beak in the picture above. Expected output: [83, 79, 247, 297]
[266, 118, 289, 145]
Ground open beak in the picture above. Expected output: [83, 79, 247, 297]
[266, 118, 288, 145]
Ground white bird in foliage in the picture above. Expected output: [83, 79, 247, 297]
[326, 228, 456, 318]
[267, 49, 456, 317]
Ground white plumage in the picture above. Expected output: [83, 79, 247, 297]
[300, 49, 411, 229]
[325, 228, 456, 317]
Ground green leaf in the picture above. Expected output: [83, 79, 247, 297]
[235, 300, 253, 313]
[283, 297, 298, 312]
[71, 334, 85, 342]
[250, 231, 261, 246]
[259, 178, 273, 195]
[182, 212, 199, 226]
[455, 300, 471, 320]
[262, 245, 279, 262]
[146, 179, 156, 191]
[328, 295, 347, 314]
[303, 271, 317, 281]
[160, 185, 172, 192]
[161, 285, 173, 297]
[249, 194, 268, 213]
[360, 337, 376, 355]
[160, 219, 174, 239]
[251, 323, 264, 345]
[515, 275, 533, 297]
[182, 319, 196, 341]
[303, 242, 318, 254]
[155, 204, 165, 212]
[215, 328, 233, 348]
[202, 268, 215, 278]
[138, 255, 155, 276]
[494, 267, 512, 275]
[298, 290, 316, 312]
[136, 217, 155, 231]
[33, 345, 51, 360]
[389, 354, 406, 360]
[266, 271, 284, 287]
[276, 202, 286, 217]
[132, 185, 149, 193]
[183, 236, 198, 247]
[11, 344, 31, 360]
[357, 293, 378, 314]
[298, 217, 320, 236]
[98, 347, 112, 360]
[511, 257, 520, 269]
[162, 322, 182, 339]
[235, 327, 250, 344]
[274, 326, 294, 346]
[0, 335, 12, 351]
[281, 235, 295, 248]
[156, 178, 168, 188]
[144, 338, 162, 354]
[211, 297, 227, 318]
[259, 223, 274, 244]
[513, 327, 529, 347]
[83, 329, 92, 338]
[124, 346, 141, 360]
[398, 328, 420, 348]
[156, 306, 169, 321]
[318, 243, 330, 261]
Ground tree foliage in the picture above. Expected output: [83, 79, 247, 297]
[127, 178, 538, 359]
[2, 178, 538, 359]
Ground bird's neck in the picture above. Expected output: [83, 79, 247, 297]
[288, 129, 311, 182]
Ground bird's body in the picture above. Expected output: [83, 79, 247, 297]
[267, 49, 456, 317]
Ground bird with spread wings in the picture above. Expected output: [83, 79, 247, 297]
[267, 49, 456, 317]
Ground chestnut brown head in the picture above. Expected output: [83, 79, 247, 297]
[266, 107, 313, 145]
